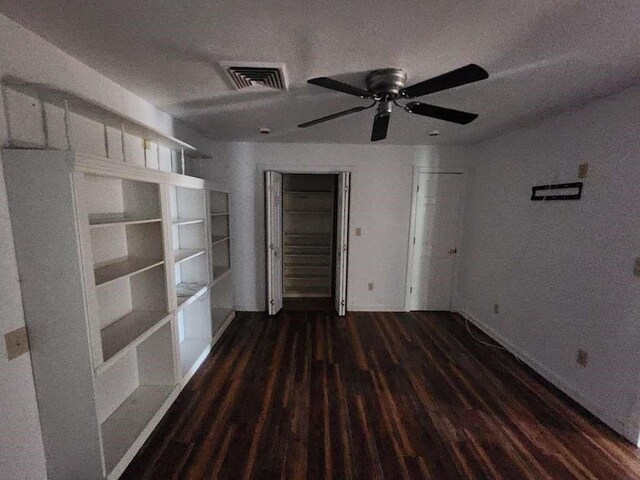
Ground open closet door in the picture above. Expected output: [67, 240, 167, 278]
[266, 171, 283, 315]
[335, 172, 350, 316]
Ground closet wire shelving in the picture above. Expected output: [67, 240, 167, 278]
[283, 178, 335, 298]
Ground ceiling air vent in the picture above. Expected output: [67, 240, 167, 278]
[220, 61, 289, 91]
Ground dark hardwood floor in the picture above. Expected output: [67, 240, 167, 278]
[122, 310, 640, 479]
[283, 297, 336, 313]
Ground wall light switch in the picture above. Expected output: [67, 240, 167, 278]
[368, 282, 374, 291]
[355, 227, 362, 237]
[5, 326, 29, 360]
[634, 258, 640, 277]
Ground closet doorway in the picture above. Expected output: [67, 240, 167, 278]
[266, 172, 350, 316]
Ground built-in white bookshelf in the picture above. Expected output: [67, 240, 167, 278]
[209, 190, 235, 336]
[82, 175, 170, 369]
[211, 271, 234, 334]
[96, 321, 176, 473]
[177, 294, 212, 380]
[170, 186, 209, 308]
[210, 191, 231, 284]
[2, 148, 235, 480]
[169, 185, 214, 385]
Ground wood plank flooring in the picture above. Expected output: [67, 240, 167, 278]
[122, 311, 640, 479]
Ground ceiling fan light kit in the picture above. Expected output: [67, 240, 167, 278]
[299, 64, 489, 141]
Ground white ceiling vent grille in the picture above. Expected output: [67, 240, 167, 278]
[220, 62, 289, 91]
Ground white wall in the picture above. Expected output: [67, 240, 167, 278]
[0, 13, 214, 479]
[195, 142, 473, 312]
[458, 84, 640, 443]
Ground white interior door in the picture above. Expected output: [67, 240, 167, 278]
[410, 173, 463, 311]
[335, 172, 350, 316]
[265, 171, 283, 315]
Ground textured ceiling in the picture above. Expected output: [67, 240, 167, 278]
[1, 0, 639, 144]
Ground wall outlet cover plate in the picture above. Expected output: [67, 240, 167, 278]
[5, 326, 29, 360]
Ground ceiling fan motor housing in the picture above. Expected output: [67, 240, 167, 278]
[365, 68, 407, 99]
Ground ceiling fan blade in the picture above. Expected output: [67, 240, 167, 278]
[406, 102, 478, 124]
[400, 64, 488, 99]
[371, 113, 390, 141]
[298, 106, 369, 128]
[308, 77, 372, 98]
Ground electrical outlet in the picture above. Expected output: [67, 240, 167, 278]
[576, 349, 588, 367]
[634, 258, 640, 277]
[493, 303, 499, 314]
[578, 163, 589, 179]
[5, 326, 29, 360]
[368, 282, 374, 291]
[355, 227, 362, 237]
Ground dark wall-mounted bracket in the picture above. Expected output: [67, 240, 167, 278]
[531, 182, 583, 201]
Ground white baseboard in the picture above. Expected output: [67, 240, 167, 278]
[457, 308, 640, 445]
[348, 305, 405, 312]
[234, 304, 406, 313]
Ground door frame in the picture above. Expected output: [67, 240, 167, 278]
[265, 171, 283, 315]
[404, 167, 466, 312]
[258, 164, 355, 312]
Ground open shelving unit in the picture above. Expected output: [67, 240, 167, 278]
[80, 171, 178, 477]
[209, 189, 235, 336]
[283, 175, 335, 298]
[170, 186, 209, 308]
[210, 191, 231, 284]
[96, 321, 176, 473]
[177, 294, 212, 380]
[169, 185, 214, 385]
[2, 148, 236, 480]
[82, 175, 170, 369]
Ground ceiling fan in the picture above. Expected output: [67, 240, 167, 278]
[298, 64, 489, 141]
